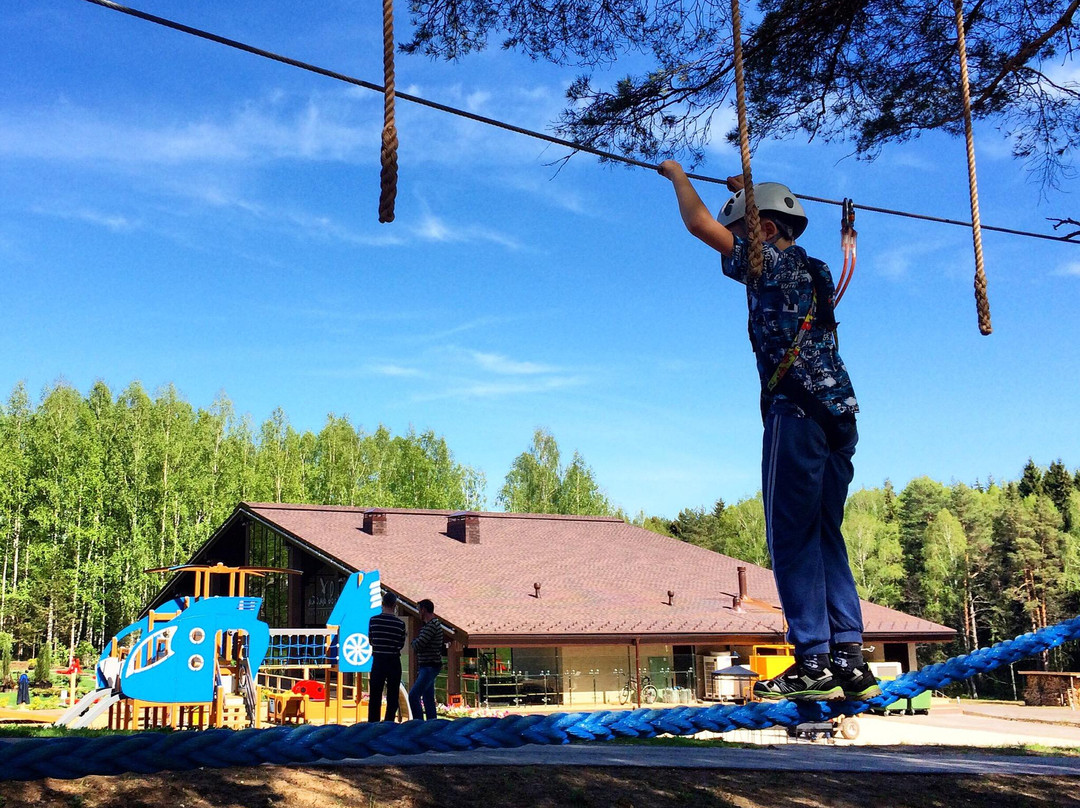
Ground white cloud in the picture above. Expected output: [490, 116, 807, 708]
[412, 211, 520, 249]
[877, 251, 912, 281]
[1044, 58, 1080, 88]
[32, 206, 139, 233]
[407, 314, 527, 343]
[469, 351, 558, 375]
[412, 375, 585, 401]
[368, 363, 425, 377]
[167, 182, 405, 247]
[0, 93, 380, 167]
[502, 173, 588, 215]
[1053, 261, 1080, 277]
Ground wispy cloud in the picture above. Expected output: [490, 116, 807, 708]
[31, 206, 139, 233]
[368, 363, 426, 377]
[469, 350, 558, 375]
[317, 339, 583, 401]
[413, 210, 520, 249]
[1053, 261, 1080, 278]
[0, 94, 379, 167]
[502, 173, 588, 215]
[412, 375, 586, 401]
[166, 182, 405, 247]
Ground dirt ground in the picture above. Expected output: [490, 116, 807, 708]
[1, 765, 1079, 808]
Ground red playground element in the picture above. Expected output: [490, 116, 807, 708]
[291, 680, 326, 701]
[57, 658, 82, 675]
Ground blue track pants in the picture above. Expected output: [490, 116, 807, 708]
[408, 664, 441, 720]
[762, 408, 863, 658]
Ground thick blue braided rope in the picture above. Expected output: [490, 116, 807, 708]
[4, 615, 1079, 782]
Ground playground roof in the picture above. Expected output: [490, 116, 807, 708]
[192, 503, 955, 647]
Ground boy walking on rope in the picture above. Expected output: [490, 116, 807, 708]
[658, 161, 880, 702]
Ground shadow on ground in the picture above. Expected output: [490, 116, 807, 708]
[1, 765, 1079, 808]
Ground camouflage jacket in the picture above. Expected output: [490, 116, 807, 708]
[722, 237, 858, 419]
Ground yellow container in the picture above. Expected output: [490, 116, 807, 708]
[748, 644, 795, 680]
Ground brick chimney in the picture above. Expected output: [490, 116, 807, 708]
[447, 512, 480, 544]
[363, 510, 388, 536]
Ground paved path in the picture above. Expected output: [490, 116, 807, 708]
[958, 703, 1080, 726]
[328, 743, 1080, 775]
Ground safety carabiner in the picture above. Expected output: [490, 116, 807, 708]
[836, 198, 857, 305]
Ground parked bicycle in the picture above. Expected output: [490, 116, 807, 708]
[619, 675, 658, 705]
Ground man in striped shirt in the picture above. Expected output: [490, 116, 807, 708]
[367, 591, 407, 722]
[408, 599, 444, 721]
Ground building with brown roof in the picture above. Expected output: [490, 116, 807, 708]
[153, 503, 954, 707]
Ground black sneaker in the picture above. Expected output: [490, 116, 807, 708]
[835, 664, 882, 700]
[752, 661, 844, 702]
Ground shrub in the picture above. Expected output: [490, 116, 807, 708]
[0, 632, 12, 689]
[74, 640, 98, 669]
[33, 642, 55, 686]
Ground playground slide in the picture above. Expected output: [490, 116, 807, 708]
[54, 688, 121, 729]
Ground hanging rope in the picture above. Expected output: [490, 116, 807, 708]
[80, 0, 1080, 248]
[4, 614, 1080, 781]
[378, 0, 398, 223]
[953, 0, 992, 335]
[729, 0, 764, 280]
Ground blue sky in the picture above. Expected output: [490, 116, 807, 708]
[3, 0, 1079, 518]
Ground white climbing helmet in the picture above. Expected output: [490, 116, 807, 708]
[717, 182, 808, 238]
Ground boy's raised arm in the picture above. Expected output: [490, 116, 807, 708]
[658, 160, 735, 256]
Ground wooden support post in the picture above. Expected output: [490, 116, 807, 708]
[447, 640, 462, 700]
[634, 639, 642, 708]
[335, 669, 343, 724]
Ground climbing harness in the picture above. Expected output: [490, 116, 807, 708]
[765, 297, 815, 395]
[953, 0, 992, 335]
[835, 198, 856, 306]
[4, 614, 1080, 781]
[378, 0, 398, 223]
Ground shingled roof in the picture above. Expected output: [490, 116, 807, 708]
[238, 503, 954, 646]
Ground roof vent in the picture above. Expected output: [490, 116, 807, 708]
[666, 590, 675, 606]
[363, 510, 388, 536]
[733, 566, 748, 611]
[447, 512, 480, 544]
[533, 582, 541, 598]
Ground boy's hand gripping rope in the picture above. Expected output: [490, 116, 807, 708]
[4, 615, 1080, 782]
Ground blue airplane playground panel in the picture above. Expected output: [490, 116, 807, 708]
[118, 597, 270, 704]
[327, 571, 382, 673]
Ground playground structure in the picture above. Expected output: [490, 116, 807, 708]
[55, 564, 410, 731]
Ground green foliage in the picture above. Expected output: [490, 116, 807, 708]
[648, 459, 1080, 697]
[0, 631, 12, 686]
[1044, 460, 1075, 530]
[664, 497, 769, 569]
[1019, 458, 1044, 498]
[74, 640, 98, 668]
[406, 1, 1078, 185]
[498, 429, 613, 516]
[0, 381, 486, 654]
[33, 641, 54, 686]
[843, 489, 904, 608]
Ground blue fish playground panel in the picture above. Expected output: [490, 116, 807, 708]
[118, 597, 270, 704]
[326, 571, 382, 673]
